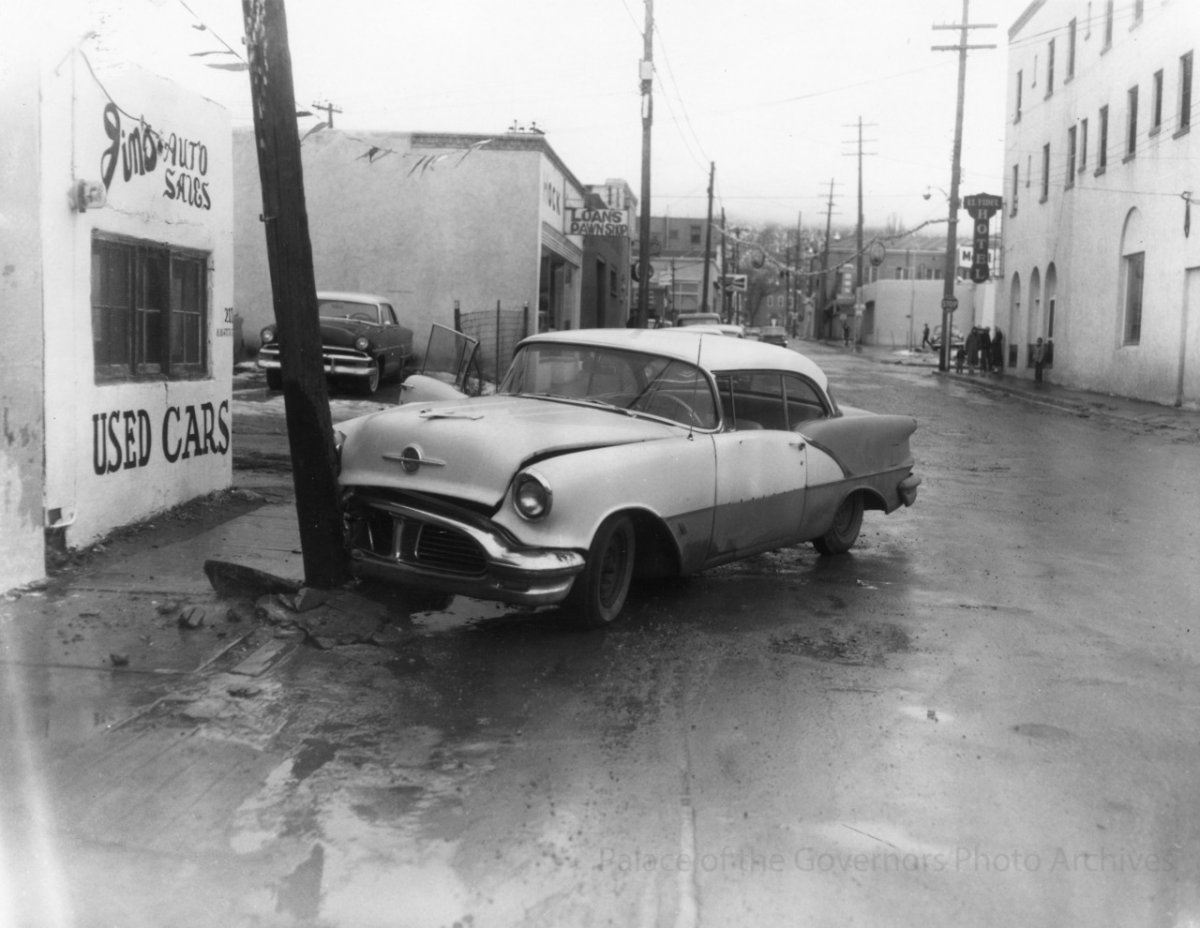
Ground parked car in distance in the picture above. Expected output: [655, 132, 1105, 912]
[759, 325, 789, 348]
[929, 324, 965, 351]
[744, 325, 763, 340]
[675, 312, 723, 328]
[397, 324, 494, 405]
[258, 291, 413, 395]
[674, 323, 745, 339]
[335, 328, 920, 626]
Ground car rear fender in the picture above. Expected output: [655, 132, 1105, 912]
[798, 413, 917, 478]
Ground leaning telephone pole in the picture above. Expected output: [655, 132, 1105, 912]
[243, 0, 349, 587]
[933, 0, 996, 371]
[636, 0, 654, 327]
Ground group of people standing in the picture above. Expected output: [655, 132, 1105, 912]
[960, 326, 1005, 374]
[921, 323, 1005, 374]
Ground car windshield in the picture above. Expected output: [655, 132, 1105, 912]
[319, 299, 377, 323]
[500, 343, 719, 429]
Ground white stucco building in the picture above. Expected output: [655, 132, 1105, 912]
[1003, 0, 1200, 403]
[233, 128, 622, 357]
[1, 27, 233, 591]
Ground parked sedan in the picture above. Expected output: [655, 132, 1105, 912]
[759, 325, 789, 347]
[258, 291, 413, 395]
[335, 329, 920, 625]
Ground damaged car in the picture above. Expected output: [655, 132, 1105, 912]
[334, 328, 920, 625]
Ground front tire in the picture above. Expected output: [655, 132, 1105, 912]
[568, 514, 636, 626]
[813, 494, 863, 555]
[265, 369, 283, 391]
[357, 360, 382, 396]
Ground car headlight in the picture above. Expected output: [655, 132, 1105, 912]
[354, 335, 371, 352]
[260, 326, 275, 344]
[513, 470, 552, 521]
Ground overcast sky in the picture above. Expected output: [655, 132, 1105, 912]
[60, 0, 1033, 233]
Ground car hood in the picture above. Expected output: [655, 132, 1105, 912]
[337, 395, 678, 508]
[320, 318, 374, 347]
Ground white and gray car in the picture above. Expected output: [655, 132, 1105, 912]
[335, 328, 920, 625]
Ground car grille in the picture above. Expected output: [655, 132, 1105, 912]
[356, 506, 487, 575]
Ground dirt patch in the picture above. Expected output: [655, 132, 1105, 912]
[770, 620, 911, 666]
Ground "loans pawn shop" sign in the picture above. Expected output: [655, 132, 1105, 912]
[567, 208, 630, 237]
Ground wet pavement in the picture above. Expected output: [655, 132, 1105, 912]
[4, 343, 1200, 926]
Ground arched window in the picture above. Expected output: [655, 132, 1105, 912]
[1119, 209, 1145, 345]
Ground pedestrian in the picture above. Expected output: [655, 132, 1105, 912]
[1033, 336, 1046, 382]
[842, 318, 851, 346]
[955, 343, 966, 373]
[965, 327, 979, 374]
[992, 327, 1005, 374]
[921, 323, 931, 350]
[979, 326, 993, 373]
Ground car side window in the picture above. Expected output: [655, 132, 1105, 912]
[717, 372, 787, 431]
[383, 304, 398, 325]
[782, 373, 829, 428]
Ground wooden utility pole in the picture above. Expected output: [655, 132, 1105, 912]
[242, 0, 349, 588]
[311, 99, 342, 127]
[820, 179, 837, 339]
[720, 208, 729, 322]
[700, 161, 715, 313]
[636, 0, 654, 327]
[933, 0, 996, 371]
[844, 116, 876, 347]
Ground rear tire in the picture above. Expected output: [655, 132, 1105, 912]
[813, 494, 863, 555]
[568, 514, 636, 626]
[265, 369, 283, 391]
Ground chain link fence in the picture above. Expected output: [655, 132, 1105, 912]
[454, 302, 531, 383]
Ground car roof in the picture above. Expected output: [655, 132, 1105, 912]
[519, 328, 828, 389]
[317, 291, 392, 305]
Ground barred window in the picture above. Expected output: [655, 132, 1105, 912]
[91, 235, 208, 381]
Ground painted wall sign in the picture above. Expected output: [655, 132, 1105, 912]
[99, 102, 213, 210]
[567, 208, 630, 237]
[91, 400, 230, 475]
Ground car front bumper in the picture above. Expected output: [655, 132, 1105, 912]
[258, 344, 377, 379]
[344, 492, 585, 606]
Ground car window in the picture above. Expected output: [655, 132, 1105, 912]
[714, 372, 786, 431]
[502, 344, 718, 429]
[383, 303, 398, 325]
[320, 299, 376, 322]
[782, 373, 829, 427]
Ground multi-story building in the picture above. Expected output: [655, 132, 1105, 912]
[823, 232, 984, 347]
[644, 216, 723, 320]
[1003, 0, 1199, 402]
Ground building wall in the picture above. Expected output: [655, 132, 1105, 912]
[1003, 0, 1200, 403]
[862, 279, 979, 347]
[40, 62, 233, 549]
[0, 20, 46, 590]
[234, 130, 589, 356]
